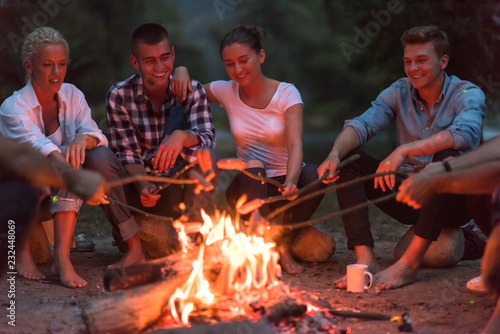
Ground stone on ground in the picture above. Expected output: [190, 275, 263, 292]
[394, 226, 464, 268]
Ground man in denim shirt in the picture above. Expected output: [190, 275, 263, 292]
[318, 25, 486, 290]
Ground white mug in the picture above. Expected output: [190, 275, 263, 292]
[346, 264, 373, 292]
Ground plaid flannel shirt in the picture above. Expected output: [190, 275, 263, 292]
[106, 74, 215, 174]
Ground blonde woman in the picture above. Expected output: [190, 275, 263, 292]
[0, 27, 109, 288]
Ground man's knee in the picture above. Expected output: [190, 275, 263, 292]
[84, 146, 122, 178]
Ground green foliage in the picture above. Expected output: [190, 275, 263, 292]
[0, 0, 498, 132]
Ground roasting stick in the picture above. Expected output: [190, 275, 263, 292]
[264, 166, 418, 221]
[240, 170, 285, 191]
[271, 192, 398, 231]
[240, 153, 359, 195]
[105, 197, 174, 221]
[237, 154, 361, 216]
[153, 161, 199, 195]
[107, 174, 198, 189]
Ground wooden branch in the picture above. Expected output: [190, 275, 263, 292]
[153, 161, 199, 195]
[83, 248, 226, 334]
[266, 169, 410, 221]
[329, 309, 391, 321]
[300, 294, 391, 321]
[106, 198, 174, 221]
[271, 192, 398, 230]
[82, 275, 188, 334]
[240, 169, 285, 191]
[238, 154, 360, 215]
[107, 174, 198, 189]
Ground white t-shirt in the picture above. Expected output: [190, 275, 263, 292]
[210, 80, 303, 177]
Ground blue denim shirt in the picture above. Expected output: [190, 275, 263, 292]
[344, 73, 486, 168]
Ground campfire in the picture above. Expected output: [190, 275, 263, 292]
[81, 154, 395, 333]
[168, 208, 281, 325]
[81, 207, 344, 334]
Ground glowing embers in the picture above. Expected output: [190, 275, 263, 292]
[169, 209, 281, 325]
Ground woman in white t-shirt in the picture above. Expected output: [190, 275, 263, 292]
[174, 26, 335, 274]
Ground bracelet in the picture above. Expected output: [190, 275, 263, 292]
[442, 161, 452, 172]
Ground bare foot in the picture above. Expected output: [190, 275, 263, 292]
[51, 255, 87, 288]
[278, 247, 304, 274]
[16, 250, 46, 280]
[107, 245, 145, 270]
[374, 261, 417, 290]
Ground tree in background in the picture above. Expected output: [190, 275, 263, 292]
[1, 0, 498, 132]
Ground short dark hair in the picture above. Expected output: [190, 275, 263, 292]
[219, 25, 267, 57]
[400, 25, 450, 58]
[131, 23, 170, 56]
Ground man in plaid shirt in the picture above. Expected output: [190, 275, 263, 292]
[104, 23, 216, 268]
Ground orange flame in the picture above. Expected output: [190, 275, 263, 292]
[169, 209, 281, 325]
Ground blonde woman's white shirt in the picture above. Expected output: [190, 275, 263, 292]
[210, 80, 303, 177]
[0, 81, 108, 156]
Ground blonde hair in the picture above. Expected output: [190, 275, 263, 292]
[21, 27, 69, 65]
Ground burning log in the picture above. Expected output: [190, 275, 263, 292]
[147, 320, 274, 334]
[82, 275, 188, 334]
[82, 248, 226, 334]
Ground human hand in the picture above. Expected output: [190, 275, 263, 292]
[64, 168, 108, 204]
[280, 181, 299, 201]
[171, 66, 193, 102]
[139, 182, 161, 207]
[396, 171, 439, 209]
[153, 130, 186, 172]
[422, 159, 451, 174]
[317, 155, 341, 184]
[65, 135, 88, 169]
[86, 183, 109, 206]
[374, 149, 405, 191]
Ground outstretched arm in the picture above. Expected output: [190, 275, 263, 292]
[317, 126, 361, 182]
[397, 135, 500, 209]
[0, 137, 107, 204]
[375, 130, 455, 191]
[283, 104, 303, 200]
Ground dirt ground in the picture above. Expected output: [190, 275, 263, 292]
[0, 190, 495, 334]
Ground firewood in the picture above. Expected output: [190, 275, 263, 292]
[329, 309, 391, 321]
[147, 320, 274, 334]
[82, 275, 188, 334]
[83, 248, 226, 334]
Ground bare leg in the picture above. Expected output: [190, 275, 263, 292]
[51, 212, 87, 288]
[107, 235, 145, 270]
[278, 246, 304, 274]
[16, 238, 46, 280]
[482, 298, 500, 334]
[375, 235, 431, 290]
[333, 245, 379, 289]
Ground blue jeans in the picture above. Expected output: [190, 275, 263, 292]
[84, 146, 217, 242]
[226, 164, 326, 246]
